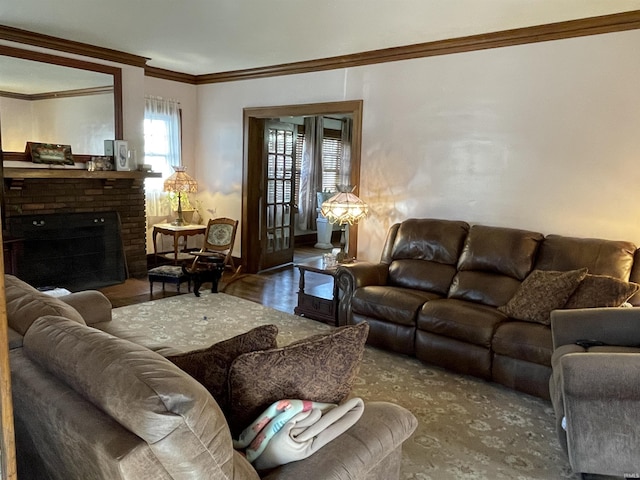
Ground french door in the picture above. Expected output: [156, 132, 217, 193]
[260, 121, 296, 270]
[242, 101, 363, 275]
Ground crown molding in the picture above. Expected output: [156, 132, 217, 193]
[144, 66, 197, 84]
[196, 9, 640, 84]
[3, 10, 640, 85]
[0, 24, 148, 68]
[0, 86, 113, 101]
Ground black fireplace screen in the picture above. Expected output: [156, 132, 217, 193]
[8, 211, 127, 291]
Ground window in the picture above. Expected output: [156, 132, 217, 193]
[320, 129, 344, 193]
[144, 96, 182, 217]
[294, 126, 344, 207]
[144, 117, 173, 180]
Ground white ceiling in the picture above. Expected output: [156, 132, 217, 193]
[1, 1, 640, 76]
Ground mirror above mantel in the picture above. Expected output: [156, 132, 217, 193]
[0, 44, 122, 160]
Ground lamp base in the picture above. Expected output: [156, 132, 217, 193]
[172, 192, 187, 226]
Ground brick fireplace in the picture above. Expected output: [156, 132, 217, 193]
[3, 175, 149, 284]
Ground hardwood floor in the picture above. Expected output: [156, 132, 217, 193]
[99, 247, 330, 313]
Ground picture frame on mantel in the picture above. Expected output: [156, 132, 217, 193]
[114, 140, 133, 171]
[26, 142, 74, 166]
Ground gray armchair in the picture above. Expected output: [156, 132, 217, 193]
[549, 308, 640, 479]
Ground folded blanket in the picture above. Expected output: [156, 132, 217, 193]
[234, 398, 365, 470]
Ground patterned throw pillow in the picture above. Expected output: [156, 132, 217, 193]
[167, 324, 278, 412]
[498, 268, 588, 325]
[226, 322, 370, 436]
[564, 274, 640, 309]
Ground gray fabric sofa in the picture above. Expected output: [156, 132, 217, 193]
[549, 308, 640, 478]
[6, 274, 417, 480]
[336, 218, 640, 400]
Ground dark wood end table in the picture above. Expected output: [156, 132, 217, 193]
[294, 258, 341, 326]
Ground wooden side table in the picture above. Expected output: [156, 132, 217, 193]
[294, 258, 340, 326]
[152, 223, 206, 264]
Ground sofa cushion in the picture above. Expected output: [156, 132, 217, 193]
[390, 218, 469, 264]
[387, 219, 469, 293]
[167, 325, 279, 412]
[535, 235, 636, 279]
[492, 321, 553, 366]
[23, 315, 240, 479]
[4, 274, 85, 335]
[352, 286, 440, 326]
[456, 225, 543, 280]
[447, 271, 523, 307]
[227, 322, 369, 435]
[497, 268, 588, 325]
[388, 259, 457, 295]
[417, 298, 507, 348]
[564, 274, 639, 309]
[449, 225, 543, 307]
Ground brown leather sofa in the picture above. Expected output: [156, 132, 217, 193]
[5, 274, 417, 480]
[336, 218, 640, 399]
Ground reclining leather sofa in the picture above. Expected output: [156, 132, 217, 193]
[336, 218, 640, 399]
[5, 274, 417, 480]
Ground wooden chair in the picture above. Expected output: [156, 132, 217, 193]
[183, 218, 240, 295]
[190, 217, 239, 272]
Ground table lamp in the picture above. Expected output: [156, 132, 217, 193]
[163, 166, 198, 226]
[320, 185, 368, 262]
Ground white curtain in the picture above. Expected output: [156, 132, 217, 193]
[297, 117, 324, 231]
[144, 95, 182, 217]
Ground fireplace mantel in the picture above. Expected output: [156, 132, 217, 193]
[3, 167, 161, 189]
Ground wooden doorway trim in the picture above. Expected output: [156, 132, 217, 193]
[242, 100, 363, 274]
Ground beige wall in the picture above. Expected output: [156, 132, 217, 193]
[188, 28, 640, 262]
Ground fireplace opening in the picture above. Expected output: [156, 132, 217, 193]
[8, 211, 127, 291]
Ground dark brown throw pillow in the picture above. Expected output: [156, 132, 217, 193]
[227, 322, 370, 436]
[564, 274, 639, 309]
[167, 324, 278, 412]
[497, 268, 588, 325]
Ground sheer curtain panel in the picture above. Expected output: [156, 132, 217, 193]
[297, 116, 324, 231]
[144, 96, 182, 217]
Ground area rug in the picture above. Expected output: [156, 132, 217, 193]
[111, 291, 582, 480]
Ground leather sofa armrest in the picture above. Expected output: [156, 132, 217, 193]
[338, 262, 389, 289]
[558, 353, 640, 476]
[550, 307, 640, 349]
[59, 291, 113, 325]
[262, 401, 417, 480]
[336, 262, 389, 326]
